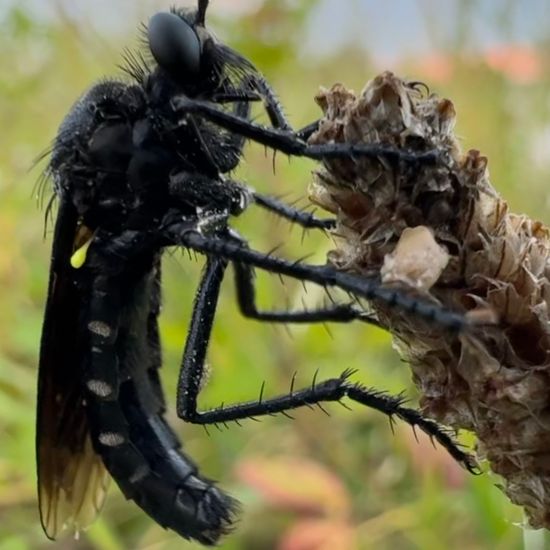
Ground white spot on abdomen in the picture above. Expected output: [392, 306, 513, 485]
[86, 379, 114, 397]
[98, 432, 125, 446]
[88, 321, 112, 338]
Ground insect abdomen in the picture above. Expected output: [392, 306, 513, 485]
[83, 260, 237, 544]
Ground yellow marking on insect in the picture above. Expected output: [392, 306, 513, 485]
[70, 236, 93, 269]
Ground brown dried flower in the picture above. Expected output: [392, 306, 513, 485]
[308, 71, 550, 528]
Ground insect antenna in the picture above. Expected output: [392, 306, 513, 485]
[196, 0, 209, 25]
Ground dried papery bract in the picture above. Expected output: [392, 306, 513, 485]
[309, 71, 550, 528]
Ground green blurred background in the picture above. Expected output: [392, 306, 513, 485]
[2, 0, 550, 548]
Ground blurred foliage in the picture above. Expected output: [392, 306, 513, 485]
[2, 1, 550, 549]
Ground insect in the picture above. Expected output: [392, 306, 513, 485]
[37, 1, 477, 545]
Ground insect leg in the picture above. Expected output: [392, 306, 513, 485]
[218, 75, 317, 139]
[168, 225, 377, 431]
[210, 91, 262, 103]
[176, 256, 227, 420]
[232, 261, 379, 326]
[171, 171, 334, 230]
[164, 226, 468, 331]
[162, 209, 377, 328]
[227, 99, 251, 157]
[172, 97, 439, 164]
[172, 240, 473, 471]
[246, 73, 292, 131]
[179, 339, 476, 472]
[251, 191, 334, 230]
[296, 119, 321, 140]
[205, 91, 253, 173]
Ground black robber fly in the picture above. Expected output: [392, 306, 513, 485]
[37, 1, 477, 545]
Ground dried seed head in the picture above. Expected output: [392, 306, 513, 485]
[309, 71, 550, 528]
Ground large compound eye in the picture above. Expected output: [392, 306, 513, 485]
[148, 12, 201, 76]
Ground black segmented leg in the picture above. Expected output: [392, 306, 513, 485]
[176, 252, 378, 419]
[246, 73, 292, 131]
[167, 171, 334, 231]
[252, 191, 334, 230]
[199, 371, 477, 473]
[232, 261, 380, 326]
[176, 256, 227, 418]
[186, 115, 220, 178]
[171, 97, 439, 164]
[83, 235, 237, 545]
[159, 209, 368, 326]
[210, 91, 261, 103]
[163, 224, 468, 332]
[175, 262, 476, 472]
[208, 74, 292, 171]
[296, 119, 321, 141]
[213, 94, 252, 173]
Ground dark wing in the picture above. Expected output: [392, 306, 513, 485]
[37, 197, 110, 539]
